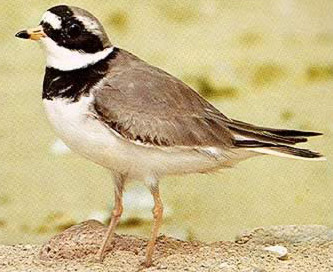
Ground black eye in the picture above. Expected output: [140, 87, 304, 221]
[67, 23, 82, 37]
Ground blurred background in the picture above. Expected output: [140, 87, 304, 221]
[0, 0, 332, 245]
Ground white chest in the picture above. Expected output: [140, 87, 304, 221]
[42, 96, 119, 167]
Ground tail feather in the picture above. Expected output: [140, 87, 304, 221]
[263, 129, 322, 138]
[229, 119, 322, 141]
[216, 117, 325, 161]
[266, 145, 323, 159]
[234, 139, 325, 161]
[230, 125, 307, 145]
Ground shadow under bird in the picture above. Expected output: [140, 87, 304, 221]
[16, 5, 324, 267]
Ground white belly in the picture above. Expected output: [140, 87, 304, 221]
[43, 96, 119, 167]
[43, 96, 244, 180]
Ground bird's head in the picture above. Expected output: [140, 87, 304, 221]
[16, 5, 114, 71]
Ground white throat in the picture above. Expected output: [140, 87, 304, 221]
[41, 37, 114, 71]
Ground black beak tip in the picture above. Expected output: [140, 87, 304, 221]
[15, 30, 30, 39]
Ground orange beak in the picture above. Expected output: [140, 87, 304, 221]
[15, 25, 46, 41]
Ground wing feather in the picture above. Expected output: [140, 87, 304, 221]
[93, 49, 234, 147]
[92, 49, 322, 152]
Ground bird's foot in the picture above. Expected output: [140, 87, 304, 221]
[93, 249, 106, 263]
[140, 258, 153, 268]
[144, 260, 153, 268]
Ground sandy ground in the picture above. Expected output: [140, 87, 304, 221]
[1, 221, 333, 271]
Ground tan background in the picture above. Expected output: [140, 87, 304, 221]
[0, 0, 332, 245]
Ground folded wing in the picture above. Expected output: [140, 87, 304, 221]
[93, 49, 323, 160]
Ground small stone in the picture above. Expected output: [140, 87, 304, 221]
[264, 245, 288, 260]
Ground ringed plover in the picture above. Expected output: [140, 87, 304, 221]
[16, 5, 324, 267]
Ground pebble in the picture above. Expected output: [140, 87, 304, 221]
[264, 245, 288, 260]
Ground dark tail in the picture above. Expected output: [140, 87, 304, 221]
[235, 140, 324, 160]
[229, 119, 324, 160]
[227, 119, 322, 145]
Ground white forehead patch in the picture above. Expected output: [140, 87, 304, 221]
[75, 15, 102, 36]
[42, 11, 62, 29]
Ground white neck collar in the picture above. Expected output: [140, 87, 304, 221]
[42, 37, 114, 71]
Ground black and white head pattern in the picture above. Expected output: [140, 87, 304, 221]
[40, 5, 114, 71]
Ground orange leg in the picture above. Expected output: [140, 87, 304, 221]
[96, 178, 124, 261]
[145, 189, 163, 267]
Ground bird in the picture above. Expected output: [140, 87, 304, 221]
[16, 5, 324, 267]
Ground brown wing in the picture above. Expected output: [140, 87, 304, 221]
[93, 49, 235, 148]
